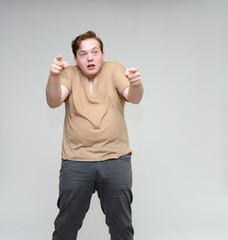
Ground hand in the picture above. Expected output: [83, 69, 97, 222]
[125, 68, 141, 86]
[50, 55, 69, 74]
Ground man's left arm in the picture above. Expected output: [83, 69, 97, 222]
[123, 68, 144, 104]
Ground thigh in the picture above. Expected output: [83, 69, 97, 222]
[99, 154, 133, 197]
[57, 160, 96, 212]
[97, 154, 133, 211]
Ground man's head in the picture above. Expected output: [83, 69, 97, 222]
[72, 31, 104, 79]
[72, 31, 103, 57]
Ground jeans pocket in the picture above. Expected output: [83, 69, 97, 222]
[120, 154, 131, 161]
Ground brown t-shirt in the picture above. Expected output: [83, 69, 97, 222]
[59, 61, 131, 161]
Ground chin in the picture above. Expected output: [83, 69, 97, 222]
[88, 70, 98, 77]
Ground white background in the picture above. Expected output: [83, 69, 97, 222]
[1, 0, 228, 239]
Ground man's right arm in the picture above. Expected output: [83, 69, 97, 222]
[46, 55, 70, 108]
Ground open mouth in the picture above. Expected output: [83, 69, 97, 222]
[87, 64, 95, 69]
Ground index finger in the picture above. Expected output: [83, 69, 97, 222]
[56, 55, 63, 61]
[128, 68, 138, 74]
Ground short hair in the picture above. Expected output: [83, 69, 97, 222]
[71, 31, 104, 57]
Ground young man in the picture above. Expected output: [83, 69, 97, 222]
[46, 31, 143, 240]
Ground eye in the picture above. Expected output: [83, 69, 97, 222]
[93, 51, 98, 55]
[80, 52, 86, 57]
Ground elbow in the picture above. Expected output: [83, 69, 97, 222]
[131, 98, 142, 104]
[134, 100, 141, 104]
[46, 98, 62, 108]
[128, 94, 143, 104]
[47, 103, 60, 109]
[127, 84, 144, 104]
[46, 91, 63, 108]
[47, 102, 59, 109]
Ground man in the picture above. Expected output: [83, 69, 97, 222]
[46, 31, 143, 240]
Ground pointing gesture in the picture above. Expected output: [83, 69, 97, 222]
[125, 68, 141, 86]
[50, 55, 69, 74]
[122, 67, 143, 104]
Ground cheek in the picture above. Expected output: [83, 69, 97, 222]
[97, 57, 104, 65]
[77, 60, 85, 68]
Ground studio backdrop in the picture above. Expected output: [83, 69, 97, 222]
[1, 0, 228, 240]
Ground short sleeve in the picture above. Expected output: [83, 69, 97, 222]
[113, 62, 130, 96]
[59, 67, 73, 91]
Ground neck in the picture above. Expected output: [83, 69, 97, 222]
[88, 79, 94, 93]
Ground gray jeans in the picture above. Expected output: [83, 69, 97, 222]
[52, 154, 134, 240]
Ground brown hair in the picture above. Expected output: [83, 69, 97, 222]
[71, 31, 104, 57]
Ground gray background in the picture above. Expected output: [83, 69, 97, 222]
[1, 0, 228, 239]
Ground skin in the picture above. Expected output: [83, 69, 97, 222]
[46, 38, 143, 108]
[75, 39, 105, 80]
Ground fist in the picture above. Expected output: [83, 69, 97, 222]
[125, 68, 141, 86]
[50, 55, 69, 74]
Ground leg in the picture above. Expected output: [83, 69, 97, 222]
[52, 160, 96, 240]
[97, 154, 134, 240]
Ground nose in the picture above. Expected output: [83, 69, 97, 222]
[88, 53, 93, 61]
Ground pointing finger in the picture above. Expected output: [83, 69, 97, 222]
[54, 56, 69, 69]
[50, 55, 69, 74]
[128, 68, 138, 74]
[56, 55, 63, 61]
[125, 68, 139, 78]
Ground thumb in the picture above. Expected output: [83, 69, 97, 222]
[63, 61, 69, 69]
[125, 68, 130, 77]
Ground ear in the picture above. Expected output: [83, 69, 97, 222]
[102, 51, 105, 61]
[74, 56, 78, 65]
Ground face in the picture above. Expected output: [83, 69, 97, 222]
[74, 38, 104, 79]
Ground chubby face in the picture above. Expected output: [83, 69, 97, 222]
[75, 38, 104, 80]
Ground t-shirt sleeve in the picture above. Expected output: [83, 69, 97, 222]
[113, 62, 130, 96]
[59, 67, 72, 91]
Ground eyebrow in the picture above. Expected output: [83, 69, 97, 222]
[78, 47, 99, 53]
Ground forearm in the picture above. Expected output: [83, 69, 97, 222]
[127, 83, 144, 104]
[46, 73, 62, 108]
